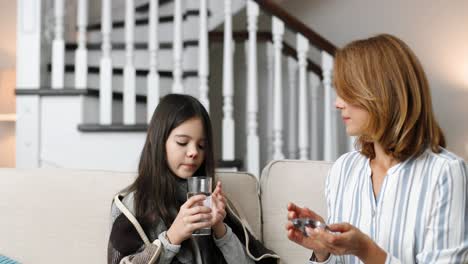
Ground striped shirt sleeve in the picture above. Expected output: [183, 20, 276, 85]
[415, 159, 468, 263]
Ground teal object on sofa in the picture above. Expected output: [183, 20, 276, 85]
[0, 255, 19, 264]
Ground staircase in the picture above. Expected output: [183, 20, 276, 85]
[15, 0, 352, 176]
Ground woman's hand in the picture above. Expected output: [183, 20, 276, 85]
[310, 223, 386, 263]
[286, 202, 331, 261]
[211, 181, 227, 238]
[166, 194, 212, 245]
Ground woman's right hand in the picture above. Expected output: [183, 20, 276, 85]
[166, 194, 212, 245]
[286, 202, 331, 261]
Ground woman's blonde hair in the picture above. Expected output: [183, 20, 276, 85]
[333, 34, 445, 161]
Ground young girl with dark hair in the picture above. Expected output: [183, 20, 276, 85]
[108, 94, 279, 264]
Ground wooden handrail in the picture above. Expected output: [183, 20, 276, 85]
[254, 0, 337, 55]
[209, 31, 322, 78]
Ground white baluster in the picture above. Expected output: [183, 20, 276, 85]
[51, 0, 65, 89]
[246, 0, 259, 176]
[147, 0, 160, 123]
[297, 34, 310, 160]
[322, 51, 334, 161]
[222, 0, 235, 160]
[266, 43, 275, 161]
[287, 57, 297, 159]
[309, 72, 321, 160]
[75, 0, 88, 89]
[172, 0, 184, 93]
[198, 0, 209, 111]
[272, 17, 284, 160]
[16, 0, 42, 168]
[100, 0, 112, 124]
[124, 0, 136, 124]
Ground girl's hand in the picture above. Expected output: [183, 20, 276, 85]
[309, 223, 386, 263]
[166, 194, 212, 245]
[211, 181, 227, 238]
[286, 202, 331, 261]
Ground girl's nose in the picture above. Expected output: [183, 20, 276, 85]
[187, 145, 198, 159]
[335, 95, 346, 109]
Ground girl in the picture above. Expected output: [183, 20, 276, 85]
[286, 34, 467, 263]
[108, 94, 279, 264]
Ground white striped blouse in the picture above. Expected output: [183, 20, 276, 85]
[309, 148, 467, 264]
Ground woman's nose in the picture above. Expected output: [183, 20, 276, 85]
[335, 96, 345, 109]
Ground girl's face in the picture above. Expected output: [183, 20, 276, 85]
[165, 117, 206, 179]
[335, 95, 370, 136]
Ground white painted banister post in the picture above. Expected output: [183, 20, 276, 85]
[124, 0, 136, 124]
[147, 0, 160, 122]
[246, 0, 259, 176]
[51, 0, 65, 89]
[198, 0, 209, 111]
[172, 0, 184, 93]
[222, 0, 235, 160]
[309, 72, 321, 160]
[287, 57, 297, 159]
[16, 0, 43, 167]
[266, 43, 274, 161]
[272, 17, 285, 160]
[75, 0, 88, 89]
[297, 34, 310, 160]
[322, 51, 334, 161]
[100, 0, 113, 124]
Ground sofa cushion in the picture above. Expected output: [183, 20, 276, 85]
[0, 255, 20, 264]
[216, 171, 262, 239]
[0, 168, 135, 264]
[0, 169, 262, 264]
[260, 160, 332, 263]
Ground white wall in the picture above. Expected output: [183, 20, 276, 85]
[0, 1, 16, 167]
[276, 0, 468, 159]
[0, 1, 16, 69]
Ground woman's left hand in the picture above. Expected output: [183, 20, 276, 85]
[308, 222, 386, 263]
[211, 181, 227, 238]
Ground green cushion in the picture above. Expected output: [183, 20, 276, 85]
[0, 255, 19, 264]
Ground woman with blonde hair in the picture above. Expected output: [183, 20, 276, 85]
[286, 34, 467, 263]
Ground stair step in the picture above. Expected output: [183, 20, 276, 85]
[87, 11, 201, 31]
[78, 123, 148, 132]
[217, 160, 244, 171]
[87, 11, 201, 43]
[43, 63, 201, 98]
[64, 41, 199, 71]
[16, 88, 148, 103]
[135, 0, 174, 13]
[48, 64, 197, 77]
[64, 41, 198, 50]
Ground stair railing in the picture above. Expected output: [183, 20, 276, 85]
[43, 0, 353, 176]
[253, 0, 350, 164]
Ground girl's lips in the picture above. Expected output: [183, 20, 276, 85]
[182, 164, 197, 169]
[342, 117, 351, 123]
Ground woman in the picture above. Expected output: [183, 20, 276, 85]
[286, 34, 467, 263]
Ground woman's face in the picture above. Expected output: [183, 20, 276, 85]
[165, 117, 206, 179]
[335, 95, 370, 136]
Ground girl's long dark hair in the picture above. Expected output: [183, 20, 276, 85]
[126, 94, 215, 226]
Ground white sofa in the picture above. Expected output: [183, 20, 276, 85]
[0, 160, 332, 264]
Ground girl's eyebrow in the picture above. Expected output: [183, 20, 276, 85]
[175, 134, 206, 140]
